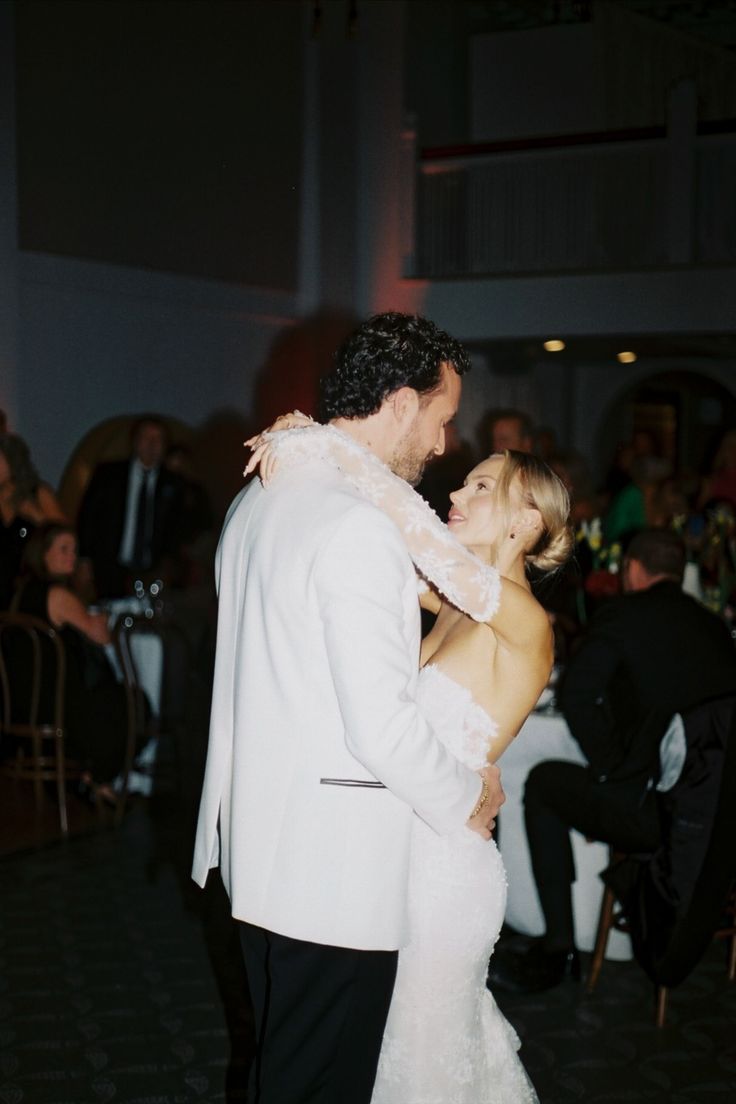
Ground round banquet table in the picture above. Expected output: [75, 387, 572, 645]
[497, 709, 632, 960]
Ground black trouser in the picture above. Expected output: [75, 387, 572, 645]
[523, 761, 662, 951]
[239, 922, 398, 1104]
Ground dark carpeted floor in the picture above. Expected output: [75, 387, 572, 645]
[1, 794, 734, 1104]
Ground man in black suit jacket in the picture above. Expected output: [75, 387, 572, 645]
[491, 528, 736, 992]
[77, 417, 185, 600]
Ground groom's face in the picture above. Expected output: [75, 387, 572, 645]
[390, 362, 462, 486]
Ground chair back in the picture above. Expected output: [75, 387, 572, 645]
[0, 611, 66, 744]
[607, 693, 736, 987]
[0, 610, 81, 835]
[649, 693, 736, 986]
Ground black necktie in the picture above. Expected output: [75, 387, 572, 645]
[131, 472, 153, 570]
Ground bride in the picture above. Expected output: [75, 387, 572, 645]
[247, 417, 572, 1104]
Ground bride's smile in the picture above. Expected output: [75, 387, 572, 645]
[447, 457, 506, 550]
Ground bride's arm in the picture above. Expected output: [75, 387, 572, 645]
[484, 549, 554, 654]
[417, 578, 442, 615]
[254, 423, 502, 623]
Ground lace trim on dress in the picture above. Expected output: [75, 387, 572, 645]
[419, 664, 498, 770]
[268, 425, 501, 623]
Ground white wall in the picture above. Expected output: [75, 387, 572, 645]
[17, 253, 297, 484]
[7, 0, 312, 486]
[422, 266, 736, 342]
[7, 0, 409, 488]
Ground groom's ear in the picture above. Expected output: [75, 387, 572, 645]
[387, 387, 420, 428]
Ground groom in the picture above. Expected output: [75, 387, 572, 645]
[192, 312, 504, 1104]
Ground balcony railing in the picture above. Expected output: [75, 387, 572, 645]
[411, 119, 736, 279]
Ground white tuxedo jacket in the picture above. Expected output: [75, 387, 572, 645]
[191, 461, 480, 950]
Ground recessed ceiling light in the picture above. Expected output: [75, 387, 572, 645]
[617, 351, 637, 363]
[543, 339, 565, 352]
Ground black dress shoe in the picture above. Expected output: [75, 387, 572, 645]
[488, 941, 580, 994]
[494, 923, 536, 954]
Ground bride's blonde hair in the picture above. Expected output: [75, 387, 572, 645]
[491, 450, 573, 573]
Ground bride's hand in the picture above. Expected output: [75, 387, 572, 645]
[466, 763, 505, 839]
[243, 410, 314, 482]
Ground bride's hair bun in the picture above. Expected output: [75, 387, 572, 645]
[527, 523, 574, 573]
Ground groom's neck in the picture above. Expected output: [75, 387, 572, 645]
[329, 414, 396, 467]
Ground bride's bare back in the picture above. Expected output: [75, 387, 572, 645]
[420, 584, 553, 764]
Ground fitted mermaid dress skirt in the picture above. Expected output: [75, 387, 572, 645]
[371, 665, 538, 1104]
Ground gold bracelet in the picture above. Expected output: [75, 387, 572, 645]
[470, 781, 489, 819]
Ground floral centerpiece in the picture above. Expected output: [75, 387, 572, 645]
[575, 505, 736, 632]
[576, 518, 622, 600]
[697, 503, 736, 623]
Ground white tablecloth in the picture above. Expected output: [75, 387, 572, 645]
[103, 599, 164, 717]
[497, 710, 632, 960]
[103, 599, 164, 796]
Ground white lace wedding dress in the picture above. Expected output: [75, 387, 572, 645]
[372, 663, 538, 1104]
[269, 426, 539, 1104]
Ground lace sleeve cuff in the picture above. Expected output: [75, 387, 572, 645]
[269, 425, 501, 622]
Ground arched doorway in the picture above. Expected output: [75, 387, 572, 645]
[596, 369, 736, 482]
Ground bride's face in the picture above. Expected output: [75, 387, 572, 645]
[447, 456, 517, 550]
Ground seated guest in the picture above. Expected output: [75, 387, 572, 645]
[549, 449, 598, 527]
[603, 455, 670, 544]
[0, 433, 66, 608]
[490, 528, 736, 993]
[697, 428, 736, 511]
[535, 425, 558, 463]
[77, 416, 185, 600]
[481, 408, 535, 455]
[649, 474, 690, 530]
[10, 524, 139, 800]
[599, 429, 661, 509]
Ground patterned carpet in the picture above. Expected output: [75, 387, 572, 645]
[1, 796, 734, 1104]
[496, 942, 736, 1104]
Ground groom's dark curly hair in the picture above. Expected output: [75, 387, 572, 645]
[318, 312, 471, 421]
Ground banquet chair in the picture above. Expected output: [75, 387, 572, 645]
[112, 612, 190, 798]
[0, 611, 83, 835]
[586, 694, 736, 1027]
[586, 850, 671, 1026]
[586, 850, 736, 1027]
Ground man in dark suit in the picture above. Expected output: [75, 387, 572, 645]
[77, 417, 185, 600]
[491, 528, 736, 992]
